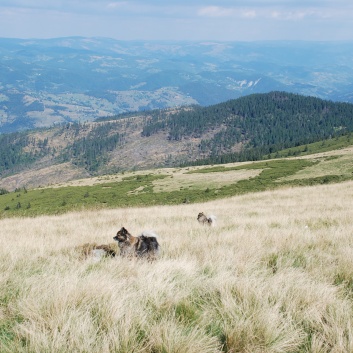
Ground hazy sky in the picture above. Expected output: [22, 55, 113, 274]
[1, 0, 352, 41]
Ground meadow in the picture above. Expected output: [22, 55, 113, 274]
[1, 143, 353, 218]
[1, 180, 353, 352]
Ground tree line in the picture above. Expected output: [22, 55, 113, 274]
[59, 122, 125, 173]
[0, 132, 51, 174]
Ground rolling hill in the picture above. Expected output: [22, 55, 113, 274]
[1, 91, 353, 200]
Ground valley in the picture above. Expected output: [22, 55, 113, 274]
[1, 37, 353, 133]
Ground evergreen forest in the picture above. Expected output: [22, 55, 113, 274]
[142, 91, 353, 164]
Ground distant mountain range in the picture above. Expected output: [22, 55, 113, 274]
[1, 37, 353, 133]
[1, 91, 353, 191]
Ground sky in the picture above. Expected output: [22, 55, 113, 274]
[1, 0, 353, 41]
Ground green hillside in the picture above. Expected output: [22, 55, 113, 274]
[1, 92, 353, 192]
[1, 136, 353, 218]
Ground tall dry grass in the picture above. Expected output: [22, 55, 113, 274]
[1, 181, 353, 352]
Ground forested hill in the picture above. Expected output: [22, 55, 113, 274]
[1, 91, 353, 190]
[142, 91, 353, 163]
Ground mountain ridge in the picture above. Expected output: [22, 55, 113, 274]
[1, 91, 353, 191]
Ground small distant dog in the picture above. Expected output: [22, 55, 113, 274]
[197, 212, 216, 226]
[113, 227, 160, 260]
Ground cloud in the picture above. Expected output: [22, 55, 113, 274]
[197, 6, 234, 18]
[242, 10, 257, 19]
[1, 1, 352, 18]
[268, 8, 337, 21]
[107, 2, 128, 9]
[0, 0, 353, 41]
[197, 6, 259, 19]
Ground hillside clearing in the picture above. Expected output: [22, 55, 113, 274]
[152, 168, 262, 192]
[281, 153, 353, 181]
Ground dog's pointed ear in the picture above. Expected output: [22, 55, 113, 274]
[125, 229, 133, 239]
[120, 227, 133, 239]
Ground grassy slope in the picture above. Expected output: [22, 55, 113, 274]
[1, 138, 353, 352]
[1, 135, 353, 218]
[1, 180, 353, 352]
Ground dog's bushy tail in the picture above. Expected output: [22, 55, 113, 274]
[140, 230, 159, 239]
[208, 214, 217, 226]
[140, 230, 160, 256]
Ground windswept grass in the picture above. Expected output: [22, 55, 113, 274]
[1, 181, 353, 352]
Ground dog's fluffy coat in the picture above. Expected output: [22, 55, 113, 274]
[77, 242, 118, 260]
[113, 227, 160, 260]
[197, 212, 216, 226]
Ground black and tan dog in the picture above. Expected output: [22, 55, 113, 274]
[113, 227, 160, 260]
[197, 212, 216, 226]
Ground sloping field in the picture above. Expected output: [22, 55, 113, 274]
[1, 142, 353, 218]
[1, 181, 353, 352]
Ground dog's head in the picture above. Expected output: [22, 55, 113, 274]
[114, 227, 132, 244]
[114, 227, 139, 257]
[197, 212, 206, 221]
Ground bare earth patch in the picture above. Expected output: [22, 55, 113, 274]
[0, 162, 89, 190]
